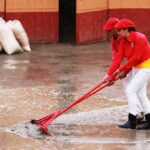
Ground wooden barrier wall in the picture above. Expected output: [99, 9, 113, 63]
[1, 0, 150, 44]
[0, 0, 5, 18]
[108, 0, 150, 37]
[76, 0, 108, 44]
[5, 0, 59, 43]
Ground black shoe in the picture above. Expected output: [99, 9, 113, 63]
[137, 112, 145, 124]
[119, 120, 131, 128]
[137, 117, 146, 124]
[137, 113, 150, 130]
[118, 113, 137, 129]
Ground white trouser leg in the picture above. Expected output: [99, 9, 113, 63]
[137, 81, 150, 115]
[125, 68, 150, 116]
[123, 69, 143, 115]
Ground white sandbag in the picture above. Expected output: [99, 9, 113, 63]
[0, 43, 3, 52]
[7, 20, 31, 52]
[0, 18, 5, 53]
[0, 23, 23, 55]
[0, 17, 5, 24]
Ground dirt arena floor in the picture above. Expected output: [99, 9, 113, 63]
[1, 42, 150, 150]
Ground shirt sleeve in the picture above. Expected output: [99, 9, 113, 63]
[107, 42, 124, 75]
[119, 37, 145, 72]
[111, 39, 117, 60]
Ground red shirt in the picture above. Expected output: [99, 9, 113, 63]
[111, 36, 122, 60]
[108, 31, 150, 75]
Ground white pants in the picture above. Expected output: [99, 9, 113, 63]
[123, 67, 150, 116]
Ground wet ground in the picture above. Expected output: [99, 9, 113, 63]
[1, 42, 150, 150]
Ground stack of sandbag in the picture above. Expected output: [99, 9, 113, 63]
[0, 17, 31, 55]
[0, 43, 2, 53]
[7, 20, 31, 52]
[0, 17, 5, 24]
[0, 17, 5, 53]
[0, 17, 23, 55]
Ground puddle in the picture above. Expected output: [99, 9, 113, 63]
[4, 106, 128, 140]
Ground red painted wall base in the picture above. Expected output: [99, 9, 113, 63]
[109, 9, 150, 38]
[0, 12, 4, 18]
[6, 12, 59, 43]
[76, 10, 107, 44]
[2, 9, 150, 44]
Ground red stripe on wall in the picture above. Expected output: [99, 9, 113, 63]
[6, 12, 59, 43]
[76, 10, 107, 44]
[109, 9, 150, 38]
[0, 12, 4, 18]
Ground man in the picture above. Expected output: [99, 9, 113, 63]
[103, 18, 122, 60]
[105, 19, 147, 129]
[103, 18, 145, 128]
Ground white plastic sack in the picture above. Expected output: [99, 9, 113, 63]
[0, 17, 5, 24]
[7, 20, 31, 52]
[0, 23, 23, 55]
[0, 18, 5, 52]
[0, 43, 3, 52]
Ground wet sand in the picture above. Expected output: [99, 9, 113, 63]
[0, 42, 150, 150]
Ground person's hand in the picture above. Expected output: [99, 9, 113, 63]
[103, 74, 113, 82]
[116, 70, 127, 79]
[103, 74, 109, 82]
[103, 74, 115, 86]
[108, 78, 115, 86]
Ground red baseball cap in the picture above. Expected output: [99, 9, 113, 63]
[115, 18, 135, 29]
[103, 18, 120, 31]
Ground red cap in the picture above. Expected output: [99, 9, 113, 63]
[115, 18, 135, 29]
[103, 18, 120, 31]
